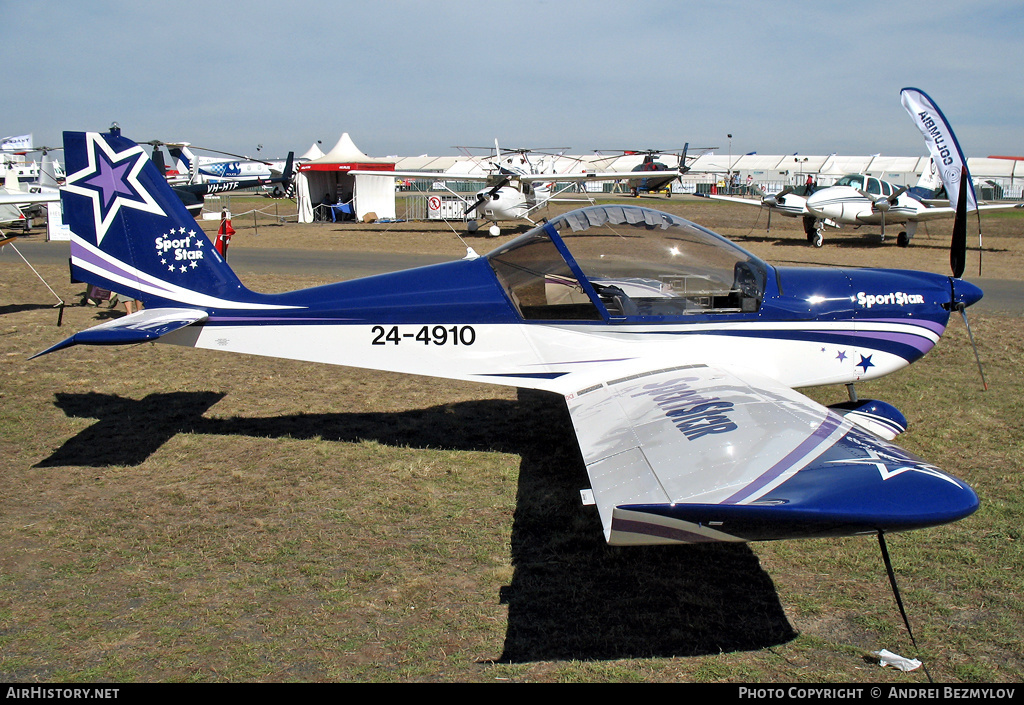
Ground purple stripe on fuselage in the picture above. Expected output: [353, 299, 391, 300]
[862, 318, 947, 336]
[841, 330, 936, 355]
[721, 413, 844, 505]
[205, 316, 356, 323]
[72, 243, 175, 295]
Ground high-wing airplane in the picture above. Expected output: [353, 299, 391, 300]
[38, 127, 983, 550]
[353, 142, 681, 237]
[701, 90, 1021, 248]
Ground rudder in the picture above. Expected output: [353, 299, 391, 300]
[61, 127, 257, 310]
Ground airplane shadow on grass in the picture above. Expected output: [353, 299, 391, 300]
[38, 389, 798, 662]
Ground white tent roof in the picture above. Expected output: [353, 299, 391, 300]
[299, 142, 325, 161]
[305, 133, 393, 166]
[969, 158, 1018, 179]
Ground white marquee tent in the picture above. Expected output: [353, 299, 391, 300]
[295, 133, 396, 223]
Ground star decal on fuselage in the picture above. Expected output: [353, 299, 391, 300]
[856, 354, 874, 372]
[63, 133, 165, 245]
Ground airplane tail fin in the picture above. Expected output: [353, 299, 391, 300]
[908, 158, 944, 200]
[168, 144, 201, 184]
[272, 152, 295, 197]
[278, 152, 294, 180]
[61, 128, 260, 310]
[39, 151, 61, 189]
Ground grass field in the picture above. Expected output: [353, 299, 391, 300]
[1, 197, 1022, 682]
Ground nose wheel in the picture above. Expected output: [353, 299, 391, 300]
[803, 216, 824, 247]
[804, 218, 824, 247]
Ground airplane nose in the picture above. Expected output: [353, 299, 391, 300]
[954, 279, 984, 308]
[804, 192, 826, 216]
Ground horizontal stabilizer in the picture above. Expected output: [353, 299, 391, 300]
[31, 307, 207, 359]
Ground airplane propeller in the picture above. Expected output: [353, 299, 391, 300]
[758, 185, 793, 208]
[463, 176, 510, 217]
[945, 175, 987, 390]
[858, 186, 908, 238]
[948, 277, 988, 391]
[751, 185, 794, 232]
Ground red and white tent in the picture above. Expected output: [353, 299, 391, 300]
[295, 133, 396, 222]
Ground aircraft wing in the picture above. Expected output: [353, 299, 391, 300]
[697, 192, 809, 216]
[908, 201, 1023, 222]
[348, 170, 680, 182]
[0, 190, 61, 205]
[0, 203, 22, 224]
[518, 170, 681, 183]
[32, 308, 208, 359]
[348, 170, 490, 181]
[564, 363, 974, 545]
[696, 193, 766, 206]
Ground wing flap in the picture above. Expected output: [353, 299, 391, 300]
[32, 307, 208, 358]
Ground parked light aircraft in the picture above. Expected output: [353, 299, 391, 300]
[0, 148, 62, 225]
[354, 142, 681, 237]
[704, 171, 1021, 248]
[39, 127, 983, 550]
[701, 91, 1021, 248]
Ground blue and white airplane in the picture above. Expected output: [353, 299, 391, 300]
[38, 127, 983, 547]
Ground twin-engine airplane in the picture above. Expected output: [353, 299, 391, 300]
[40, 126, 983, 547]
[702, 88, 1021, 247]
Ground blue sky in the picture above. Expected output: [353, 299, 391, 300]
[6, 1, 1022, 161]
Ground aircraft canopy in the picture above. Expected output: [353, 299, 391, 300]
[486, 205, 767, 321]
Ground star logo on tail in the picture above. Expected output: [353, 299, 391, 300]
[63, 133, 165, 245]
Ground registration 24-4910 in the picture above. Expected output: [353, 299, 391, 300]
[371, 325, 476, 346]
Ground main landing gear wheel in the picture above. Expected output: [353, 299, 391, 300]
[897, 231, 910, 248]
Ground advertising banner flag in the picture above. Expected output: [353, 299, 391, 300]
[900, 88, 977, 212]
